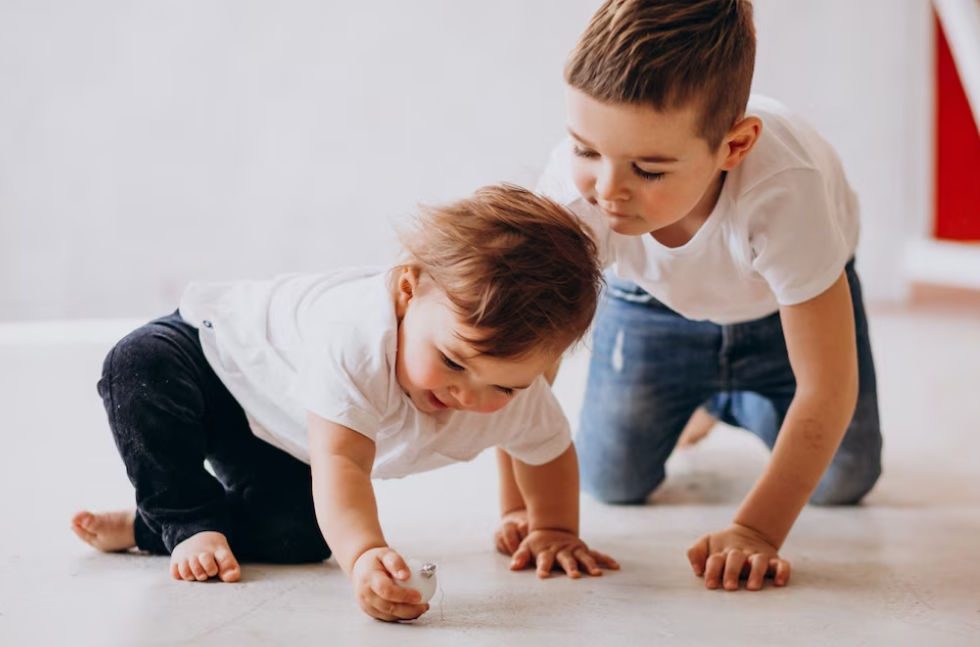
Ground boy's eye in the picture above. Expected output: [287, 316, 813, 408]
[632, 165, 666, 181]
[572, 145, 599, 159]
[495, 386, 515, 396]
[441, 353, 464, 371]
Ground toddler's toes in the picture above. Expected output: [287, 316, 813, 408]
[177, 560, 196, 582]
[199, 553, 219, 578]
[214, 547, 241, 583]
[189, 558, 209, 581]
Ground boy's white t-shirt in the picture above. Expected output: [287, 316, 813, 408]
[178, 268, 571, 479]
[537, 95, 860, 324]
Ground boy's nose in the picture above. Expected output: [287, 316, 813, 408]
[595, 164, 626, 202]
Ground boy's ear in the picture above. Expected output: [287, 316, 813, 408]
[394, 266, 421, 318]
[718, 115, 762, 171]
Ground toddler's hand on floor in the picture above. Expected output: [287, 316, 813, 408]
[509, 529, 619, 579]
[351, 546, 430, 622]
[494, 509, 529, 555]
[686, 523, 790, 591]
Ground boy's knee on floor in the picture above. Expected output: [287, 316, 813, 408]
[809, 460, 881, 506]
[581, 470, 661, 505]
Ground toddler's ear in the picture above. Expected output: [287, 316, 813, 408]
[395, 266, 421, 316]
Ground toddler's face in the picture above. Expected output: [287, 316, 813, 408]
[393, 273, 556, 416]
[564, 86, 733, 241]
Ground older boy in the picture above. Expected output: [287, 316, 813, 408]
[497, 0, 881, 592]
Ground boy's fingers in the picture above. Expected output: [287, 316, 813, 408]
[556, 550, 580, 578]
[510, 545, 531, 570]
[723, 550, 747, 590]
[536, 549, 556, 578]
[686, 535, 709, 576]
[771, 558, 791, 586]
[746, 554, 768, 591]
[381, 551, 410, 581]
[704, 553, 726, 589]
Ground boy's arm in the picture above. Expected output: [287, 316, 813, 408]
[687, 271, 858, 589]
[307, 412, 428, 620]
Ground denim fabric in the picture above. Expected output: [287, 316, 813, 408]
[577, 259, 882, 506]
[97, 311, 331, 563]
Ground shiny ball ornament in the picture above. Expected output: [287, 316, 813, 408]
[396, 559, 438, 603]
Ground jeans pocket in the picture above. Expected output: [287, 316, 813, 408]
[606, 276, 660, 306]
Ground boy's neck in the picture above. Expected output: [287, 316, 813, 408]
[649, 170, 727, 248]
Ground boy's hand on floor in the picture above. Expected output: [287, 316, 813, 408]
[350, 546, 430, 621]
[509, 529, 619, 579]
[494, 509, 529, 555]
[686, 523, 791, 591]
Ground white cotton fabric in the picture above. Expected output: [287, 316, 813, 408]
[536, 95, 859, 324]
[179, 269, 571, 479]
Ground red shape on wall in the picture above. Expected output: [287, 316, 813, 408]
[935, 12, 980, 241]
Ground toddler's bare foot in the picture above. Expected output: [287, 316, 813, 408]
[677, 407, 717, 448]
[170, 531, 241, 583]
[71, 509, 137, 552]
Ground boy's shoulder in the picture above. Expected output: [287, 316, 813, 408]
[729, 95, 847, 198]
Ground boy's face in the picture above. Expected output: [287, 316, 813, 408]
[565, 87, 754, 240]
[393, 270, 557, 416]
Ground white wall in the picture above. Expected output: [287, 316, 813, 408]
[0, 0, 932, 320]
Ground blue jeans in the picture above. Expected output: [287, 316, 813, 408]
[577, 260, 882, 506]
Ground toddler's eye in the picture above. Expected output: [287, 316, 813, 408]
[496, 386, 515, 396]
[572, 145, 599, 159]
[441, 353, 464, 371]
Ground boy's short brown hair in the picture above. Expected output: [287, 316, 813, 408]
[399, 184, 602, 359]
[565, 0, 756, 150]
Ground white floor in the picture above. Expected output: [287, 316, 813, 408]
[1, 300, 978, 646]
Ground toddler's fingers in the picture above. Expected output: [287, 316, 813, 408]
[556, 549, 580, 579]
[503, 525, 522, 554]
[770, 558, 791, 586]
[510, 545, 532, 571]
[574, 548, 601, 576]
[381, 550, 410, 581]
[367, 593, 428, 621]
[704, 553, 726, 589]
[589, 549, 620, 570]
[536, 549, 556, 579]
[686, 535, 709, 576]
[369, 571, 422, 605]
[723, 550, 747, 590]
[746, 554, 768, 591]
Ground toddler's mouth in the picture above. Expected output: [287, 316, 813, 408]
[427, 391, 449, 410]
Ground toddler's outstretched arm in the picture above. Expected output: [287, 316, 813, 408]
[507, 445, 619, 578]
[308, 413, 429, 621]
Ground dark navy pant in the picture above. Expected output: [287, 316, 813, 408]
[97, 311, 331, 563]
[577, 260, 882, 505]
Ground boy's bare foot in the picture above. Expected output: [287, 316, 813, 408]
[677, 407, 717, 448]
[71, 509, 137, 552]
[170, 531, 241, 583]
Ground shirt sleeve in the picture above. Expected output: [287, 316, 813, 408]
[498, 379, 572, 466]
[746, 168, 852, 306]
[535, 138, 616, 269]
[297, 324, 389, 440]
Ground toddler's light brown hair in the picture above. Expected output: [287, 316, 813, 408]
[399, 184, 602, 359]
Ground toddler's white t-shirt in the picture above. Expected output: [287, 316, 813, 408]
[178, 268, 571, 479]
[537, 95, 859, 324]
